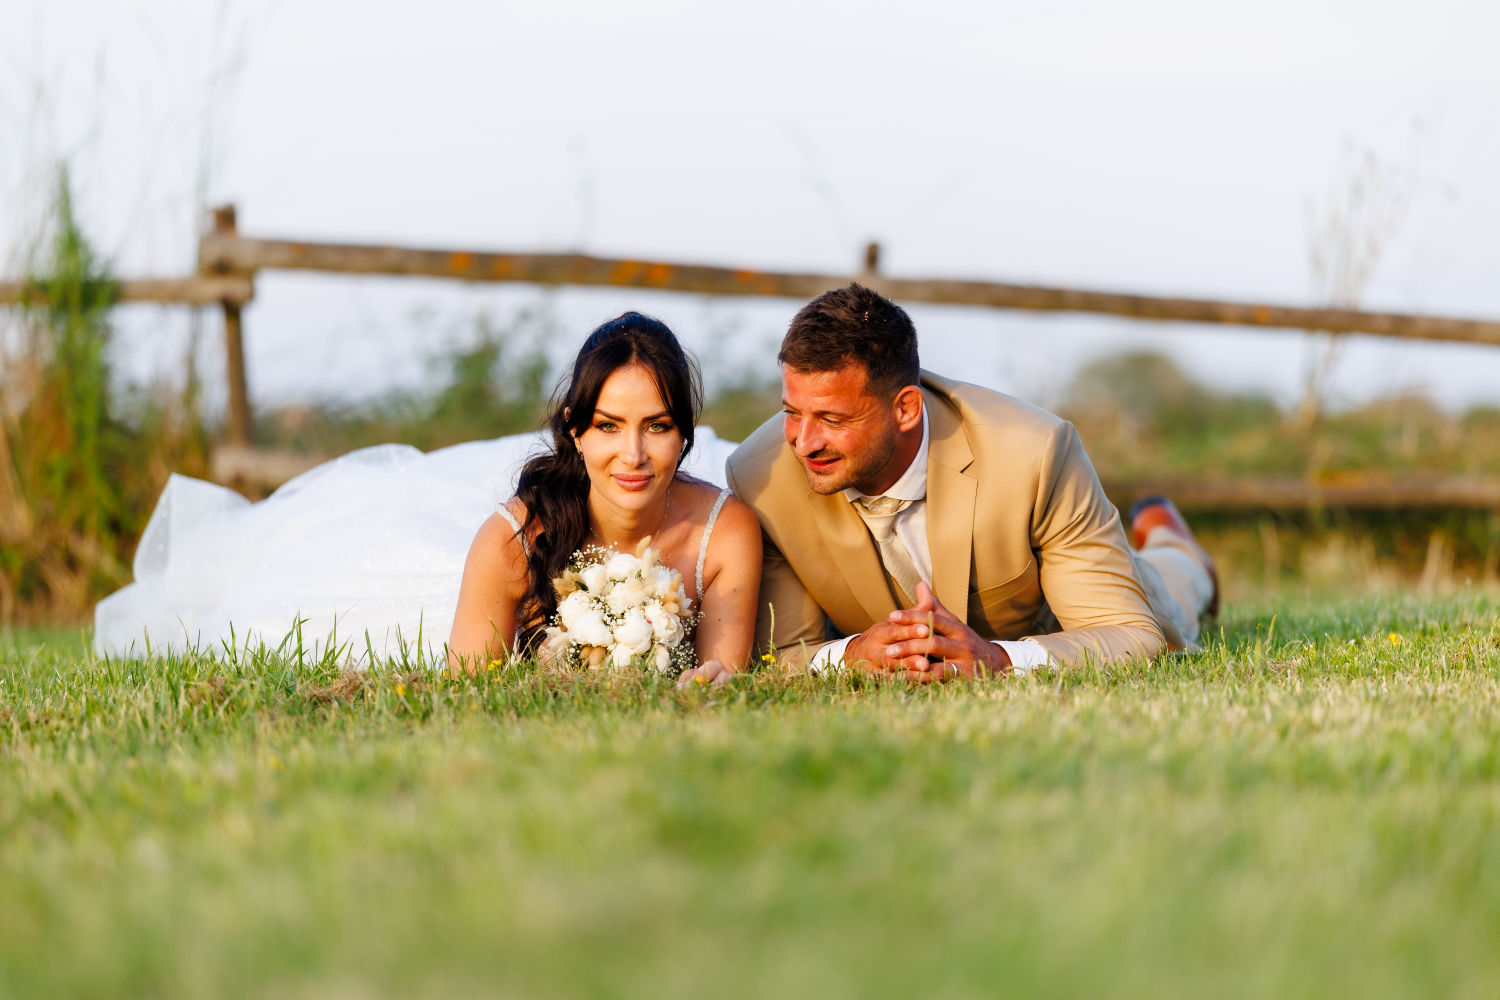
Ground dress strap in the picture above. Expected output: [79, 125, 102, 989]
[696, 489, 731, 601]
[497, 502, 531, 558]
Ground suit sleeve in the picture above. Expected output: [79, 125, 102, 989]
[726, 461, 832, 669]
[1021, 422, 1166, 665]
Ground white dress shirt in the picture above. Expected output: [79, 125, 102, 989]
[809, 411, 1051, 675]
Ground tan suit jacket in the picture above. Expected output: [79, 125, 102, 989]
[725, 372, 1166, 667]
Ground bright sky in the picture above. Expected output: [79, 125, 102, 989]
[4, 0, 1499, 415]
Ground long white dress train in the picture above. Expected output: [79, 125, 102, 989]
[93, 429, 740, 662]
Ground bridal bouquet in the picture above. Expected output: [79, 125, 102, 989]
[538, 539, 695, 676]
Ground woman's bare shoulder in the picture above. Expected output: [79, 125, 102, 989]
[710, 493, 760, 542]
[716, 490, 753, 516]
[666, 477, 754, 532]
[469, 505, 532, 566]
[500, 497, 529, 523]
[669, 474, 726, 512]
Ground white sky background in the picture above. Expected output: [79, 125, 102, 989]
[3, 0, 1499, 419]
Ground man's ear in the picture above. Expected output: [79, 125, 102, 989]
[892, 385, 923, 433]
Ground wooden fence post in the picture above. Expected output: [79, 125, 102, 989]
[209, 205, 254, 445]
[223, 301, 251, 445]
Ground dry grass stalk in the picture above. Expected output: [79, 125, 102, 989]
[185, 675, 230, 707]
[306, 671, 366, 705]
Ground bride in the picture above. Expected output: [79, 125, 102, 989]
[93, 312, 761, 681]
[447, 312, 760, 679]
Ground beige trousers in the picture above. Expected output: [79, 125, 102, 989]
[1132, 527, 1216, 650]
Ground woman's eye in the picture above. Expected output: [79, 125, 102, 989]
[594, 421, 617, 432]
[649, 421, 674, 433]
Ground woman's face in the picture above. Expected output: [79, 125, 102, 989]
[575, 363, 685, 516]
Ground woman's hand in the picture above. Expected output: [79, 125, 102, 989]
[676, 658, 736, 689]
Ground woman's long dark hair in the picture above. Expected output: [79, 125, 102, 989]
[512, 312, 702, 651]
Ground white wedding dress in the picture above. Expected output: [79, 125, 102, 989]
[93, 428, 741, 663]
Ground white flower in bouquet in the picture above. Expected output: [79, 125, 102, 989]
[643, 600, 685, 647]
[644, 565, 669, 596]
[544, 540, 697, 676]
[613, 607, 655, 657]
[651, 645, 672, 673]
[568, 607, 614, 649]
[578, 562, 610, 595]
[605, 551, 641, 582]
[557, 590, 593, 630]
[604, 575, 649, 616]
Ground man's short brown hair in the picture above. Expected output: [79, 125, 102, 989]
[777, 283, 920, 398]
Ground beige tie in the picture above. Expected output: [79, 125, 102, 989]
[854, 495, 921, 605]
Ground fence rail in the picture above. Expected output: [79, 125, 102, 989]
[1105, 476, 1500, 512]
[0, 275, 253, 307]
[197, 232, 1500, 347]
[6, 203, 1500, 511]
[189, 202, 1500, 447]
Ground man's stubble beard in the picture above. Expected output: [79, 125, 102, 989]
[800, 427, 898, 496]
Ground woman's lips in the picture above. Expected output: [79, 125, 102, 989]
[613, 474, 652, 491]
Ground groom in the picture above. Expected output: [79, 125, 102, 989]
[726, 283, 1217, 678]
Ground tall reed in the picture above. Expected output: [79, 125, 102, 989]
[0, 167, 205, 622]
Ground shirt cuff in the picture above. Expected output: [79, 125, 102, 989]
[810, 634, 1049, 675]
[808, 635, 855, 674]
[995, 639, 1050, 674]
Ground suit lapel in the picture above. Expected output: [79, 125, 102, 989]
[923, 386, 976, 623]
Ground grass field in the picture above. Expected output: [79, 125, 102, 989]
[3, 591, 1499, 999]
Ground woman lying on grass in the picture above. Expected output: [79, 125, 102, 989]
[446, 312, 762, 683]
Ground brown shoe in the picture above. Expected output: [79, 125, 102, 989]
[1129, 496, 1219, 620]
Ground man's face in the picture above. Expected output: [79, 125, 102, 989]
[781, 363, 902, 496]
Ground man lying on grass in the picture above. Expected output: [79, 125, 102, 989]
[724, 283, 1219, 681]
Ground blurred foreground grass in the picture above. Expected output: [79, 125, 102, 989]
[3, 591, 1499, 998]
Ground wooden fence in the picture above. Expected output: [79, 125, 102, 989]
[1100, 476, 1500, 513]
[5, 204, 1500, 509]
